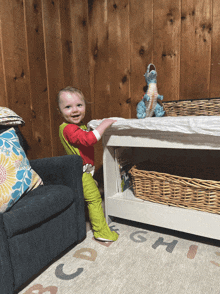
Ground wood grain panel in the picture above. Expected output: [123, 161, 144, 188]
[180, 0, 212, 100]
[130, 0, 153, 118]
[59, 0, 74, 87]
[25, 0, 52, 159]
[0, 0, 219, 170]
[210, 0, 220, 98]
[70, 0, 91, 125]
[88, 0, 109, 170]
[88, 0, 110, 119]
[0, 0, 33, 148]
[108, 0, 131, 118]
[153, 0, 181, 102]
[42, 0, 65, 157]
[0, 17, 7, 107]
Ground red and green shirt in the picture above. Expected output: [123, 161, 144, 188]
[59, 123, 101, 166]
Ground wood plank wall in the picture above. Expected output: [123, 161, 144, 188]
[0, 0, 220, 170]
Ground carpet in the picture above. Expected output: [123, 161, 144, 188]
[19, 219, 220, 294]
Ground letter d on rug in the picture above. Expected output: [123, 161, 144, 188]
[73, 248, 97, 261]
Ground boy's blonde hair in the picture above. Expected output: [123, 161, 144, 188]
[57, 86, 85, 105]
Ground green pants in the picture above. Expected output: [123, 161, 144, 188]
[82, 172, 105, 233]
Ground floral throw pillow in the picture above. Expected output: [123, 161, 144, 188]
[0, 128, 43, 212]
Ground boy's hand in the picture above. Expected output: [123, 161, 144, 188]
[103, 118, 117, 126]
[95, 118, 117, 138]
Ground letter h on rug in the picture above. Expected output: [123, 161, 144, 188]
[152, 237, 178, 253]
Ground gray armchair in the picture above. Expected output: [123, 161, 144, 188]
[0, 126, 86, 294]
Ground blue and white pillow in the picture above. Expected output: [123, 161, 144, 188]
[0, 128, 43, 212]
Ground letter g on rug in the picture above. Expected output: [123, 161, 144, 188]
[130, 231, 148, 243]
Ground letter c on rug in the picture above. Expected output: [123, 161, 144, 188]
[73, 248, 97, 261]
[55, 264, 84, 280]
[24, 284, 58, 294]
[130, 231, 148, 243]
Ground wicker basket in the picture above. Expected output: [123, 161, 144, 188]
[129, 97, 220, 214]
[129, 164, 220, 215]
[163, 97, 220, 116]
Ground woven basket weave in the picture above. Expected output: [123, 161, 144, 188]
[163, 97, 220, 116]
[129, 165, 220, 214]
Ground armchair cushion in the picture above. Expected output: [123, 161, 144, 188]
[0, 128, 43, 212]
[3, 185, 74, 238]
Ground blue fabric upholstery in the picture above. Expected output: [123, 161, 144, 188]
[3, 185, 74, 238]
[0, 214, 14, 294]
[0, 151, 86, 293]
[30, 155, 86, 241]
[9, 202, 78, 289]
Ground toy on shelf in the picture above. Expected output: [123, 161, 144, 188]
[136, 63, 166, 118]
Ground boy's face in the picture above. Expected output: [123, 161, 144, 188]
[59, 91, 86, 125]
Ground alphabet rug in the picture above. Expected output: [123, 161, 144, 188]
[19, 219, 220, 294]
